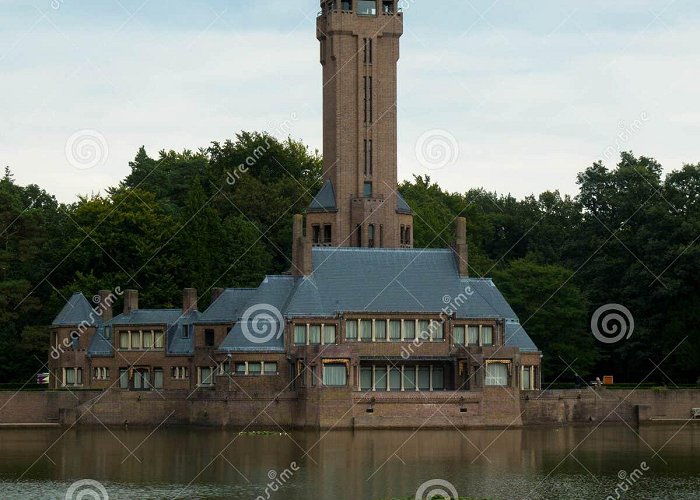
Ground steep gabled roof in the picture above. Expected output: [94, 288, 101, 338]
[396, 192, 412, 214]
[504, 319, 539, 353]
[52, 292, 102, 327]
[307, 179, 337, 212]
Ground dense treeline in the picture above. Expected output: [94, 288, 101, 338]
[1, 133, 698, 385]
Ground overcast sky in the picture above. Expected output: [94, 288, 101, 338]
[1, 0, 698, 203]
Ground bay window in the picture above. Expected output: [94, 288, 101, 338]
[485, 363, 509, 386]
[323, 363, 348, 386]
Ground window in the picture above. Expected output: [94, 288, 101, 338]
[323, 325, 337, 344]
[119, 369, 129, 389]
[418, 366, 431, 391]
[432, 321, 444, 341]
[264, 362, 278, 375]
[363, 38, 373, 64]
[155, 332, 164, 349]
[65, 368, 75, 385]
[404, 367, 416, 390]
[468, 326, 479, 345]
[249, 362, 262, 375]
[361, 367, 373, 391]
[374, 320, 386, 340]
[294, 325, 306, 345]
[379, 225, 384, 248]
[153, 368, 164, 389]
[389, 320, 401, 341]
[341, 0, 351, 11]
[418, 320, 431, 341]
[119, 332, 129, 349]
[375, 367, 388, 391]
[361, 320, 372, 341]
[364, 140, 373, 175]
[368, 224, 375, 247]
[309, 325, 322, 345]
[453, 326, 465, 345]
[433, 367, 444, 390]
[131, 331, 140, 350]
[172, 367, 189, 379]
[522, 366, 532, 391]
[199, 367, 214, 386]
[358, 0, 376, 15]
[346, 320, 358, 340]
[142, 330, 153, 348]
[390, 368, 402, 391]
[363, 77, 373, 123]
[364, 182, 373, 199]
[235, 363, 247, 375]
[94, 367, 109, 380]
[356, 224, 362, 247]
[205, 329, 215, 347]
[323, 224, 332, 244]
[382, 0, 394, 13]
[312, 224, 321, 244]
[485, 363, 508, 386]
[311, 365, 318, 386]
[401, 225, 412, 246]
[482, 326, 494, 346]
[403, 320, 415, 340]
[323, 363, 348, 386]
[133, 370, 149, 390]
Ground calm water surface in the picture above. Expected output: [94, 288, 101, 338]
[0, 425, 698, 499]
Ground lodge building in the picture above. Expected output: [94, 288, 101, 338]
[48, 0, 542, 428]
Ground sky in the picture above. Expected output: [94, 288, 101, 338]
[1, 0, 699, 203]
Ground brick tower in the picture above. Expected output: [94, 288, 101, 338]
[306, 0, 413, 249]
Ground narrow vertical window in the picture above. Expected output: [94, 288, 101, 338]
[356, 225, 362, 247]
[312, 224, 321, 244]
[368, 224, 375, 248]
[323, 224, 332, 244]
[364, 77, 373, 124]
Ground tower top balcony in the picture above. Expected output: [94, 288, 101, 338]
[318, 1, 402, 18]
[317, 0, 403, 39]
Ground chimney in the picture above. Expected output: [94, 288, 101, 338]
[292, 214, 313, 276]
[454, 217, 469, 277]
[212, 288, 225, 302]
[123, 289, 139, 316]
[183, 288, 198, 314]
[98, 290, 113, 322]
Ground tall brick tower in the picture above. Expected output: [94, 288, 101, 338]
[306, 0, 413, 249]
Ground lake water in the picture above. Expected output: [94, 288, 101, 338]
[0, 424, 698, 499]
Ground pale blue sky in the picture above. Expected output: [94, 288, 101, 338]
[2, 0, 699, 202]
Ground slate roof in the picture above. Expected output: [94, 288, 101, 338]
[396, 192, 412, 214]
[198, 288, 257, 323]
[308, 180, 337, 212]
[52, 292, 102, 327]
[504, 319, 539, 353]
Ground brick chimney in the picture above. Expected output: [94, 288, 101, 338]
[212, 287, 225, 302]
[98, 290, 113, 322]
[454, 217, 469, 277]
[292, 214, 312, 276]
[183, 288, 198, 314]
[124, 289, 139, 316]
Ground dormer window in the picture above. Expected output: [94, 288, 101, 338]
[357, 0, 376, 16]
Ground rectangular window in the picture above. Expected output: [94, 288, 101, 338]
[341, 0, 351, 11]
[482, 326, 494, 346]
[403, 320, 415, 340]
[119, 369, 129, 389]
[363, 37, 373, 64]
[358, 0, 376, 16]
[382, 0, 394, 13]
[205, 329, 215, 347]
[522, 366, 532, 391]
[323, 224, 332, 244]
[361, 367, 373, 391]
[433, 367, 444, 390]
[311, 365, 318, 386]
[389, 320, 401, 341]
[294, 325, 306, 345]
[418, 366, 431, 391]
[346, 320, 358, 341]
[65, 368, 75, 385]
[468, 326, 479, 345]
[363, 77, 373, 123]
[235, 363, 246, 375]
[155, 332, 164, 349]
[390, 367, 402, 391]
[200, 367, 213, 386]
[309, 325, 322, 345]
[374, 320, 386, 341]
[485, 363, 508, 386]
[364, 140, 373, 176]
[264, 362, 278, 375]
[323, 363, 348, 386]
[119, 332, 129, 349]
[248, 362, 262, 375]
[142, 330, 153, 349]
[312, 224, 321, 244]
[453, 326, 465, 345]
[153, 368, 163, 389]
[131, 331, 141, 350]
[432, 321, 444, 341]
[418, 320, 431, 341]
[404, 367, 416, 390]
[364, 181, 373, 198]
[375, 367, 388, 391]
[323, 325, 337, 344]
[360, 320, 372, 341]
